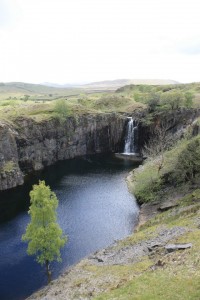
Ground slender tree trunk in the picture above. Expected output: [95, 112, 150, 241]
[45, 260, 52, 284]
[157, 152, 164, 175]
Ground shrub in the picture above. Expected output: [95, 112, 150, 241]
[54, 99, 69, 119]
[171, 136, 200, 183]
[160, 90, 185, 110]
[94, 95, 134, 111]
[133, 162, 162, 203]
[184, 92, 194, 108]
[132, 136, 200, 203]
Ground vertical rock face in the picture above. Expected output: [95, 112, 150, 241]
[136, 108, 200, 150]
[0, 122, 24, 190]
[0, 114, 126, 191]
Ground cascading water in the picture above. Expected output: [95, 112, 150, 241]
[123, 117, 138, 154]
[115, 117, 142, 161]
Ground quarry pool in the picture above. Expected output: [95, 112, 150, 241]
[0, 154, 139, 300]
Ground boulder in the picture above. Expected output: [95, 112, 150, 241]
[165, 243, 192, 253]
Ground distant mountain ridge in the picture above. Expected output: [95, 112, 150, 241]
[42, 79, 180, 90]
[0, 79, 180, 99]
[81, 79, 180, 89]
[41, 82, 78, 88]
[41, 79, 180, 88]
[0, 82, 82, 100]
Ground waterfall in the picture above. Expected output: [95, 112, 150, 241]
[123, 117, 138, 154]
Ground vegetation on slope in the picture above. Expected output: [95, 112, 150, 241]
[117, 82, 200, 122]
[95, 206, 200, 300]
[0, 92, 144, 123]
[121, 83, 200, 204]
[0, 81, 200, 124]
[130, 135, 200, 203]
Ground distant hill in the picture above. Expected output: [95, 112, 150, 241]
[80, 79, 180, 91]
[0, 82, 82, 100]
[41, 82, 77, 88]
[0, 79, 180, 100]
[41, 79, 180, 91]
[0, 82, 59, 94]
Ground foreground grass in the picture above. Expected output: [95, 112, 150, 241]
[95, 269, 200, 300]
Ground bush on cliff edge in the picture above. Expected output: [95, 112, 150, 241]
[133, 135, 200, 203]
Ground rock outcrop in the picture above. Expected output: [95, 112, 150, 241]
[0, 113, 126, 190]
[137, 108, 200, 149]
[0, 121, 24, 190]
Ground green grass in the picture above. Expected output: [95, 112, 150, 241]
[116, 82, 200, 120]
[0, 90, 145, 124]
[83, 259, 152, 281]
[0, 100, 55, 122]
[95, 268, 200, 300]
[91, 94, 145, 113]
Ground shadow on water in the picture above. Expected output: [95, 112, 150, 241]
[0, 154, 140, 300]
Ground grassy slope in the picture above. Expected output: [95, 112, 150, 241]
[0, 91, 145, 124]
[0, 81, 199, 124]
[116, 82, 200, 107]
[0, 82, 83, 100]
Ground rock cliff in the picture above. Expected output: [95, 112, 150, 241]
[0, 113, 126, 191]
[137, 108, 200, 149]
[1, 108, 199, 191]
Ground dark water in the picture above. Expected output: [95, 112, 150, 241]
[0, 155, 139, 300]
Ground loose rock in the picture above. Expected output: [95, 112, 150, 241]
[165, 243, 192, 253]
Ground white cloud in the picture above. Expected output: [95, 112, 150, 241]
[0, 0, 200, 83]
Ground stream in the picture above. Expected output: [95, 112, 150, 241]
[0, 154, 139, 300]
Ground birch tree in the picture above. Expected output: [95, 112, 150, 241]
[22, 181, 67, 283]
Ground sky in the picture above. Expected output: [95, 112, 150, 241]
[0, 0, 200, 84]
